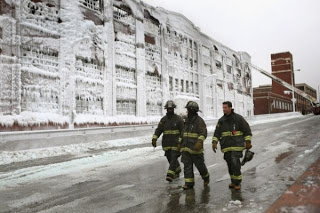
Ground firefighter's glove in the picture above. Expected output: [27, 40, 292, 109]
[152, 139, 157, 147]
[245, 141, 252, 150]
[193, 140, 203, 151]
[212, 142, 217, 153]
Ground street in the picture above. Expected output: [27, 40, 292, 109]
[0, 115, 319, 213]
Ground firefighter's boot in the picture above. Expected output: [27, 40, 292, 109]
[234, 185, 241, 190]
[166, 176, 174, 182]
[229, 183, 235, 188]
[182, 185, 194, 190]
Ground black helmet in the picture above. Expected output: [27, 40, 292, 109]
[241, 150, 254, 166]
[185, 101, 201, 112]
[164, 100, 176, 109]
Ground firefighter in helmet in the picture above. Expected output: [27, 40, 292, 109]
[212, 101, 252, 190]
[179, 101, 210, 189]
[152, 100, 184, 182]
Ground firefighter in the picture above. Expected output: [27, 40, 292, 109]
[180, 101, 210, 190]
[212, 101, 252, 190]
[152, 100, 184, 182]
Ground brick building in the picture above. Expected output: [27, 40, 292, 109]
[296, 83, 317, 113]
[253, 52, 317, 115]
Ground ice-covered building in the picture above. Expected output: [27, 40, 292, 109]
[0, 0, 253, 130]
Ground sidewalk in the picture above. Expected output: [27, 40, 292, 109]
[265, 157, 320, 213]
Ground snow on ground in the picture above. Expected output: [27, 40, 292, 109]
[0, 113, 318, 196]
[248, 113, 302, 126]
[298, 142, 320, 158]
[0, 145, 164, 189]
[0, 113, 305, 166]
[0, 113, 304, 166]
[0, 136, 152, 165]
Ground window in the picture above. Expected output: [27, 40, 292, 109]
[116, 100, 136, 115]
[191, 81, 194, 93]
[227, 65, 232, 74]
[181, 80, 184, 92]
[144, 34, 155, 45]
[186, 81, 189, 93]
[175, 79, 179, 92]
[80, 0, 101, 12]
[113, 5, 134, 25]
[216, 60, 222, 69]
[237, 69, 241, 78]
[193, 42, 197, 51]
[169, 76, 173, 91]
[195, 82, 199, 94]
[190, 59, 193, 67]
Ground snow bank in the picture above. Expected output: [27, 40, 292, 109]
[0, 113, 161, 128]
[0, 112, 69, 127]
[74, 114, 161, 125]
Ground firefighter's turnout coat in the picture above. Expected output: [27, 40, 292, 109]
[153, 114, 184, 151]
[180, 114, 207, 154]
[212, 110, 252, 152]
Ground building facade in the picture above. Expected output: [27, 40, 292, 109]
[0, 0, 253, 130]
[295, 83, 317, 113]
[253, 52, 317, 115]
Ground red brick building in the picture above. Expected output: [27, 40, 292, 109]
[253, 52, 317, 115]
[296, 83, 317, 113]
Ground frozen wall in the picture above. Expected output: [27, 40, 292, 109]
[0, 0, 253, 130]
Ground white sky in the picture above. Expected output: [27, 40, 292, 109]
[144, 0, 320, 95]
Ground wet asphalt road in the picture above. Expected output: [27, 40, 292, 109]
[0, 115, 319, 213]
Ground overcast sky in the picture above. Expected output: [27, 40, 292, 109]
[145, 0, 320, 97]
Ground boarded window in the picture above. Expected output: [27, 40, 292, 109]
[145, 34, 155, 45]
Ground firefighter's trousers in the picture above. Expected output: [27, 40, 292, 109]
[224, 151, 243, 186]
[181, 152, 209, 186]
[165, 150, 181, 178]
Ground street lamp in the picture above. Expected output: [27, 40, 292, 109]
[291, 69, 300, 112]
